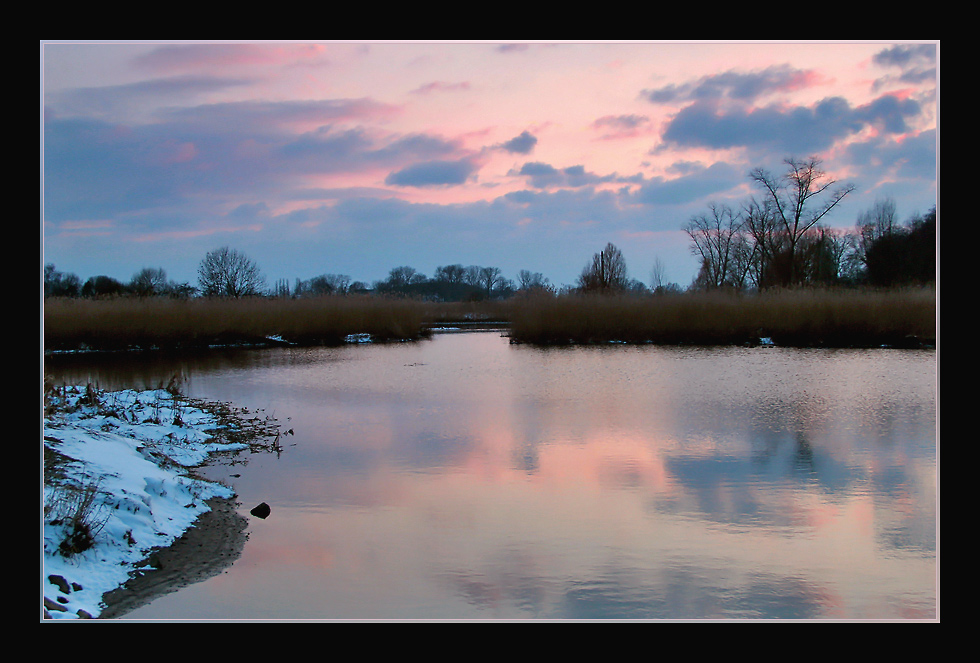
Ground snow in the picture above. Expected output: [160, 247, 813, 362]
[42, 385, 258, 620]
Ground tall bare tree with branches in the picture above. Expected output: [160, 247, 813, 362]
[685, 203, 748, 290]
[749, 157, 855, 287]
[197, 246, 266, 298]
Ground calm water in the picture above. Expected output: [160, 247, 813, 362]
[45, 332, 938, 620]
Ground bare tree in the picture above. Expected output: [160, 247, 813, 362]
[740, 197, 778, 289]
[197, 246, 266, 298]
[388, 266, 419, 287]
[44, 263, 82, 298]
[375, 266, 428, 292]
[749, 157, 855, 286]
[130, 267, 168, 297]
[82, 275, 125, 298]
[814, 226, 857, 283]
[271, 278, 292, 298]
[856, 197, 898, 267]
[313, 273, 352, 295]
[517, 269, 550, 291]
[463, 265, 483, 287]
[478, 266, 503, 297]
[434, 264, 467, 284]
[685, 203, 746, 290]
[578, 242, 629, 293]
[294, 273, 351, 297]
[650, 257, 666, 292]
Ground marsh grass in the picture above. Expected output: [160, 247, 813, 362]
[43, 295, 429, 352]
[508, 287, 936, 347]
[43, 287, 936, 352]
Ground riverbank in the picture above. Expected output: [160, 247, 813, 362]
[43, 287, 937, 353]
[42, 381, 280, 620]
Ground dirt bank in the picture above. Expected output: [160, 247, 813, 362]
[97, 496, 249, 619]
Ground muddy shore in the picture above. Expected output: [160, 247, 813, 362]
[97, 496, 248, 619]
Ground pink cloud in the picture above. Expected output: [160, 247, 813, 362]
[410, 81, 471, 95]
[592, 114, 652, 140]
[134, 42, 327, 74]
[160, 140, 199, 164]
[130, 223, 264, 243]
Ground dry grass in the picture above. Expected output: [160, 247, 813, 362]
[508, 287, 937, 347]
[43, 287, 937, 352]
[44, 479, 110, 556]
[43, 296, 430, 352]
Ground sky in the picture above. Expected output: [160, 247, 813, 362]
[41, 40, 938, 291]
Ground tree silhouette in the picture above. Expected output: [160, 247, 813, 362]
[197, 247, 266, 298]
[578, 243, 629, 293]
[129, 267, 168, 297]
[749, 157, 855, 287]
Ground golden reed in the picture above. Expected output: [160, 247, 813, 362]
[43, 295, 428, 351]
[507, 287, 936, 347]
[43, 286, 936, 351]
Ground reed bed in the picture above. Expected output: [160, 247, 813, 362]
[43, 296, 429, 352]
[508, 287, 936, 348]
[44, 287, 936, 352]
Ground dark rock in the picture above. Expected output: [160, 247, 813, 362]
[48, 574, 70, 594]
[250, 502, 271, 519]
[43, 597, 67, 613]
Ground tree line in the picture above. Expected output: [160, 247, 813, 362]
[264, 259, 559, 302]
[42, 248, 559, 303]
[43, 264, 198, 299]
[684, 157, 936, 291]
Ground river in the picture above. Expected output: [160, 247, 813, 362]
[44, 331, 938, 620]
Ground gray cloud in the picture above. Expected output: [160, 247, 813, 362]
[661, 94, 921, 154]
[645, 65, 817, 105]
[630, 161, 743, 206]
[161, 97, 398, 133]
[514, 162, 617, 189]
[385, 158, 479, 187]
[872, 43, 937, 88]
[844, 128, 937, 182]
[592, 114, 650, 139]
[500, 131, 538, 154]
[46, 75, 254, 122]
[873, 44, 936, 69]
[43, 103, 470, 225]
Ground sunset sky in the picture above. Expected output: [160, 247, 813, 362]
[41, 40, 938, 291]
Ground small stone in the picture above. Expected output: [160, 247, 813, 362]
[250, 502, 271, 519]
[44, 597, 67, 613]
[48, 574, 70, 594]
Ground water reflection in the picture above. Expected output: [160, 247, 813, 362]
[44, 332, 937, 619]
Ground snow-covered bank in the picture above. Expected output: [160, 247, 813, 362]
[42, 383, 279, 620]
